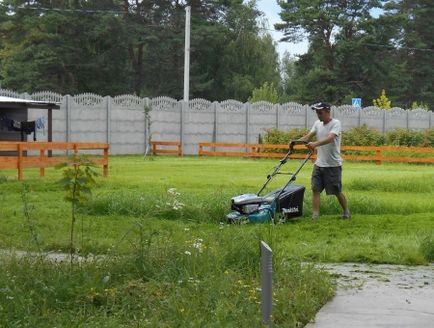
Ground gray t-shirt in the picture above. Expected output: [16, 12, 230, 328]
[310, 118, 342, 167]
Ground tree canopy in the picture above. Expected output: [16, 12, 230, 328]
[276, 0, 433, 108]
[0, 0, 432, 108]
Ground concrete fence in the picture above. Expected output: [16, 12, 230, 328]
[1, 89, 432, 155]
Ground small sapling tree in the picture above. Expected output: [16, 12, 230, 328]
[57, 155, 98, 264]
[373, 89, 392, 109]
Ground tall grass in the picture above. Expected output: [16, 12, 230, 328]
[0, 156, 433, 326]
[0, 157, 432, 264]
[0, 224, 333, 327]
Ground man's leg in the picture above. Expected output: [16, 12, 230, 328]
[312, 191, 321, 219]
[311, 165, 323, 219]
[336, 192, 350, 218]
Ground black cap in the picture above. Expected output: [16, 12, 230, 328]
[311, 102, 331, 111]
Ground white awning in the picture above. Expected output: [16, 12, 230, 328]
[0, 96, 60, 109]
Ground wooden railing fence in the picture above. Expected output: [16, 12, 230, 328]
[198, 142, 434, 164]
[0, 142, 109, 180]
[151, 141, 182, 156]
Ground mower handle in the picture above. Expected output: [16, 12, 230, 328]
[289, 140, 307, 150]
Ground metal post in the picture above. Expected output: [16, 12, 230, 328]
[48, 108, 53, 157]
[358, 106, 361, 127]
[183, 6, 191, 102]
[144, 97, 151, 155]
[276, 104, 280, 130]
[213, 101, 217, 150]
[65, 95, 71, 155]
[246, 103, 250, 151]
[105, 96, 111, 146]
[261, 241, 272, 327]
[180, 100, 185, 155]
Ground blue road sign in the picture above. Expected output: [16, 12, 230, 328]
[352, 98, 362, 107]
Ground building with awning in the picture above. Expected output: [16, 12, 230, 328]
[0, 95, 60, 143]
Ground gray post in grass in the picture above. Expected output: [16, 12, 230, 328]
[261, 241, 273, 327]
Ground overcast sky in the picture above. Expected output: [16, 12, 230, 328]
[256, 0, 309, 58]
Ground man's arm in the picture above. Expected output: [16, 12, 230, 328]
[306, 132, 337, 151]
[298, 130, 316, 143]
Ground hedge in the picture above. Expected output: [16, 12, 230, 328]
[262, 125, 434, 148]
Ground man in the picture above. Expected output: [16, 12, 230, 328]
[298, 102, 351, 220]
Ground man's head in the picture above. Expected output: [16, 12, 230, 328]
[311, 102, 331, 123]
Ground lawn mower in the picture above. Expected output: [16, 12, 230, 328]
[226, 141, 313, 224]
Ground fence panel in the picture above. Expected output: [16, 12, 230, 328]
[279, 102, 308, 131]
[149, 97, 181, 149]
[217, 100, 247, 153]
[183, 98, 214, 154]
[111, 95, 146, 154]
[334, 106, 360, 130]
[249, 101, 276, 144]
[360, 106, 385, 132]
[69, 94, 107, 153]
[408, 109, 431, 130]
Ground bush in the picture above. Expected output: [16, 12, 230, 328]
[262, 126, 433, 148]
[385, 128, 425, 147]
[262, 128, 309, 153]
[262, 128, 309, 145]
[342, 124, 385, 146]
[423, 128, 434, 147]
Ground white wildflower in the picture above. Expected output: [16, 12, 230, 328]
[172, 200, 185, 210]
[192, 239, 203, 252]
[167, 188, 180, 196]
[184, 251, 192, 256]
[102, 275, 111, 284]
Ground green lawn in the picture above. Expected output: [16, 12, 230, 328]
[0, 156, 433, 327]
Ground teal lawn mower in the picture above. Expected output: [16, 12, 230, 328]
[226, 141, 313, 224]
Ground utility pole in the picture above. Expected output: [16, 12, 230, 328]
[183, 6, 191, 102]
[184, 6, 191, 102]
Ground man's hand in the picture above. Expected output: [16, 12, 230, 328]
[306, 133, 337, 151]
[306, 142, 318, 151]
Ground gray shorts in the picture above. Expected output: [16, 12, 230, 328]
[311, 165, 342, 195]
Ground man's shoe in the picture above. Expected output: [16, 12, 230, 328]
[342, 211, 351, 219]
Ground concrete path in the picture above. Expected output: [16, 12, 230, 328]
[306, 263, 434, 328]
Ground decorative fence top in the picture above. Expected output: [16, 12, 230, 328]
[1, 88, 431, 117]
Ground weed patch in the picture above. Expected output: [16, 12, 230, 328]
[420, 233, 434, 262]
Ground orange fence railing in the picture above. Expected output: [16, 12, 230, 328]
[0, 142, 109, 180]
[198, 142, 434, 164]
[151, 141, 182, 156]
